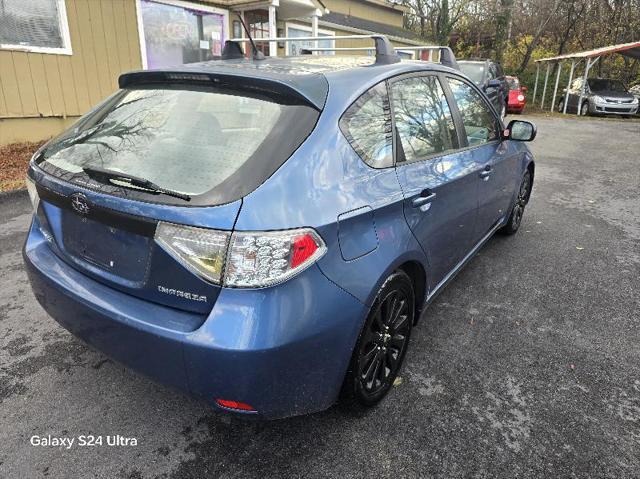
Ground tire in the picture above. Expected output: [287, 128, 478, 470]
[499, 170, 532, 236]
[340, 270, 415, 409]
[580, 101, 590, 116]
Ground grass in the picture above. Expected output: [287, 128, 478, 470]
[0, 141, 45, 192]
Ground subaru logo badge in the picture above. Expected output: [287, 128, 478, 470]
[70, 193, 90, 215]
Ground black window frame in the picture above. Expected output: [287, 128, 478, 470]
[387, 71, 464, 166]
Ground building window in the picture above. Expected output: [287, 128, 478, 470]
[138, 0, 228, 69]
[0, 0, 72, 54]
[245, 10, 270, 56]
[232, 20, 242, 39]
[285, 24, 334, 56]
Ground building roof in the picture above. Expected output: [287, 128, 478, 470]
[536, 41, 640, 62]
[319, 12, 422, 43]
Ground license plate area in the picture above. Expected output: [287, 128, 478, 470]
[62, 211, 152, 283]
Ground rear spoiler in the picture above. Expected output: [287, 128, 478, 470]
[118, 69, 328, 110]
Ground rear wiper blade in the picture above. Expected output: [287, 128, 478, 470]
[82, 166, 191, 201]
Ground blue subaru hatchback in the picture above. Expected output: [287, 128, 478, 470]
[23, 37, 536, 419]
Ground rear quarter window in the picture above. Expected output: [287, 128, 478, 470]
[339, 82, 393, 168]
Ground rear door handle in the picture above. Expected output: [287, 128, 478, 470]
[412, 189, 436, 207]
[479, 166, 493, 180]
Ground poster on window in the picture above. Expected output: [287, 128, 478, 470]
[140, 0, 225, 69]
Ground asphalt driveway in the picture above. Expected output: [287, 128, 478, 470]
[1, 115, 639, 478]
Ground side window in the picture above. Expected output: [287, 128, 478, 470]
[448, 77, 499, 147]
[390, 75, 458, 162]
[340, 82, 393, 168]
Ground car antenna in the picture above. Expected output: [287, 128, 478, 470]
[237, 13, 265, 61]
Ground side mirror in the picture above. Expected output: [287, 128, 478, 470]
[521, 86, 528, 92]
[503, 120, 537, 142]
[485, 79, 502, 90]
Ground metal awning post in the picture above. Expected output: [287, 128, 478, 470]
[311, 10, 319, 53]
[540, 62, 550, 109]
[550, 61, 562, 112]
[563, 59, 576, 114]
[532, 63, 540, 104]
[268, 1, 277, 57]
[577, 56, 600, 115]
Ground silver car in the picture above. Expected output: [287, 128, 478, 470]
[558, 78, 639, 117]
[630, 84, 640, 115]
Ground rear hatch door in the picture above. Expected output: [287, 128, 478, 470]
[30, 70, 325, 314]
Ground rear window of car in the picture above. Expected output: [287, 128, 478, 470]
[459, 63, 485, 85]
[36, 83, 320, 205]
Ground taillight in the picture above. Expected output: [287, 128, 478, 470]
[216, 399, 256, 412]
[155, 222, 230, 284]
[224, 228, 326, 288]
[154, 223, 326, 288]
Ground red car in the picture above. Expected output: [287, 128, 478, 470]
[506, 76, 527, 114]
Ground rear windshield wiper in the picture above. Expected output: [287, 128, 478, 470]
[82, 166, 191, 201]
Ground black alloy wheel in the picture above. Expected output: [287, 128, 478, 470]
[341, 271, 415, 408]
[500, 170, 532, 235]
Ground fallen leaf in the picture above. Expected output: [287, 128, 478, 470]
[393, 377, 403, 387]
[576, 246, 584, 250]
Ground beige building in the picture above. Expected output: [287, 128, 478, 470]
[0, 0, 421, 146]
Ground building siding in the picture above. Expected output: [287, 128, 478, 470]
[0, 0, 142, 123]
[321, 0, 404, 28]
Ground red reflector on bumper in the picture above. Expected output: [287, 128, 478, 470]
[216, 399, 256, 412]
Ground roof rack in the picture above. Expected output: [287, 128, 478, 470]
[301, 45, 459, 70]
[223, 34, 401, 65]
[396, 46, 459, 70]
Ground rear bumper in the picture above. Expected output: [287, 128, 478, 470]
[506, 104, 525, 113]
[24, 220, 366, 419]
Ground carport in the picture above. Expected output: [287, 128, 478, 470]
[531, 41, 640, 114]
